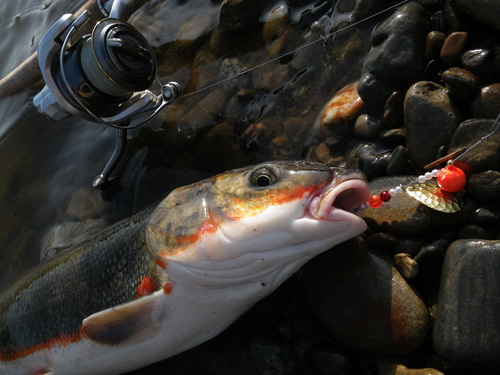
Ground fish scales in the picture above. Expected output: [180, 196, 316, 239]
[0, 207, 163, 359]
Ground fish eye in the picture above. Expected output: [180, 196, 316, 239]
[250, 167, 277, 187]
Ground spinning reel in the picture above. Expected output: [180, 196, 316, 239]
[33, 3, 181, 189]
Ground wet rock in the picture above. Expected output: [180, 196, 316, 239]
[307, 346, 356, 375]
[303, 236, 429, 355]
[404, 81, 461, 169]
[448, 118, 500, 173]
[441, 67, 478, 99]
[461, 48, 496, 79]
[383, 91, 404, 128]
[466, 170, 500, 201]
[348, 144, 391, 181]
[177, 89, 227, 130]
[434, 239, 500, 370]
[262, 4, 290, 44]
[458, 224, 489, 239]
[470, 83, 500, 118]
[316, 82, 364, 136]
[358, 2, 431, 115]
[367, 232, 399, 251]
[354, 114, 383, 140]
[394, 253, 419, 279]
[414, 238, 449, 267]
[423, 58, 446, 83]
[425, 31, 446, 60]
[439, 31, 468, 66]
[66, 188, 110, 220]
[455, 0, 500, 31]
[386, 146, 408, 176]
[219, 0, 273, 31]
[219, 58, 251, 93]
[379, 128, 406, 147]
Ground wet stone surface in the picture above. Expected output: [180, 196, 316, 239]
[2, 0, 500, 374]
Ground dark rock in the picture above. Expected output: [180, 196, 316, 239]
[348, 144, 391, 181]
[458, 224, 489, 239]
[462, 48, 496, 79]
[441, 67, 478, 99]
[414, 238, 449, 265]
[219, 58, 251, 93]
[470, 83, 500, 118]
[440, 31, 468, 66]
[219, 0, 273, 31]
[367, 232, 399, 250]
[395, 237, 427, 257]
[467, 170, 500, 201]
[303, 236, 430, 355]
[177, 89, 227, 130]
[423, 59, 446, 83]
[354, 114, 383, 140]
[434, 239, 500, 370]
[250, 337, 299, 375]
[386, 146, 408, 176]
[379, 128, 406, 147]
[448, 118, 500, 173]
[383, 91, 404, 128]
[404, 81, 461, 169]
[455, 0, 500, 31]
[425, 31, 446, 60]
[307, 346, 356, 375]
[358, 2, 431, 115]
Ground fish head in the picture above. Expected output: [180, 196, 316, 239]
[146, 161, 369, 288]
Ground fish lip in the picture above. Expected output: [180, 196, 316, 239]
[308, 177, 370, 221]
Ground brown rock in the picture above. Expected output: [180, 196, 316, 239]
[303, 236, 430, 355]
[440, 31, 468, 66]
[425, 30, 446, 60]
[470, 83, 500, 118]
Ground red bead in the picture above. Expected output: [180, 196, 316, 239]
[436, 165, 466, 193]
[368, 194, 383, 208]
[380, 191, 391, 202]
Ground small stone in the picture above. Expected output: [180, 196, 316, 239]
[379, 128, 406, 147]
[470, 83, 500, 118]
[219, 58, 251, 93]
[303, 236, 429, 355]
[466, 170, 500, 201]
[425, 30, 446, 60]
[354, 114, 383, 140]
[383, 91, 404, 128]
[440, 31, 468, 66]
[394, 253, 419, 279]
[220, 0, 273, 31]
[66, 188, 109, 220]
[423, 59, 446, 83]
[462, 49, 495, 79]
[414, 238, 449, 266]
[316, 82, 364, 136]
[434, 239, 500, 370]
[441, 67, 478, 99]
[348, 144, 391, 181]
[262, 4, 290, 45]
[386, 145, 408, 176]
[177, 89, 227, 131]
[404, 81, 461, 169]
[378, 362, 444, 375]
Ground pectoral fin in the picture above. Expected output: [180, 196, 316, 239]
[82, 293, 165, 346]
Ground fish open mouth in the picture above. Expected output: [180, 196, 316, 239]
[308, 178, 370, 221]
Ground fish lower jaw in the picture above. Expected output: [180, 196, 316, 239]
[307, 179, 370, 221]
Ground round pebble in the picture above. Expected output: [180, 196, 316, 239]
[440, 31, 468, 66]
[354, 114, 383, 140]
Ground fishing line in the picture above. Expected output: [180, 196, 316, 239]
[177, 0, 411, 100]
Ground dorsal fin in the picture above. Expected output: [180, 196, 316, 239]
[82, 292, 165, 347]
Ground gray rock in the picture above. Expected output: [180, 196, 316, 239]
[354, 114, 383, 140]
[434, 239, 500, 370]
[404, 81, 461, 169]
[303, 236, 430, 355]
[455, 0, 500, 30]
[358, 2, 431, 115]
[461, 48, 496, 79]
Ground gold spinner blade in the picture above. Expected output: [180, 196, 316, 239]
[405, 182, 463, 213]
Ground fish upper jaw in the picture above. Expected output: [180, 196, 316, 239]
[307, 177, 370, 222]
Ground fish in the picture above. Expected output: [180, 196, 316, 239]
[0, 160, 369, 375]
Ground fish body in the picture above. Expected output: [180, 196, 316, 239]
[0, 161, 369, 375]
